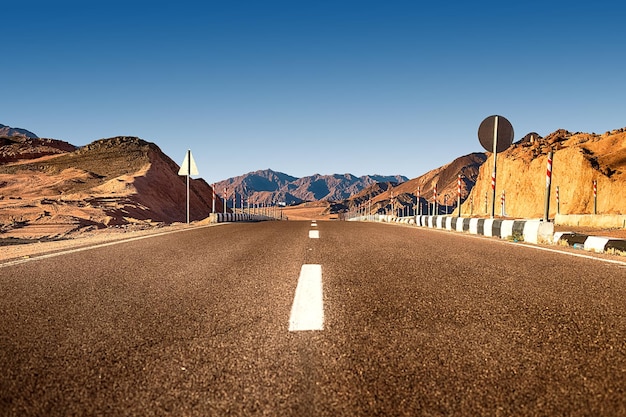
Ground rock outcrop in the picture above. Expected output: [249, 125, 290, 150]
[0, 136, 222, 237]
[466, 128, 626, 217]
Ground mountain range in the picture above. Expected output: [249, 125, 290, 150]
[335, 152, 487, 216]
[1, 121, 625, 240]
[214, 170, 408, 206]
[0, 124, 38, 139]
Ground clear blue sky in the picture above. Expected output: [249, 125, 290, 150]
[3, 0, 625, 184]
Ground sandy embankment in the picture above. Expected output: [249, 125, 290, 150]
[0, 222, 212, 263]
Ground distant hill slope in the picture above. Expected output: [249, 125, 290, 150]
[0, 136, 222, 235]
[215, 169, 408, 206]
[0, 123, 39, 139]
[0, 136, 77, 164]
[335, 152, 487, 215]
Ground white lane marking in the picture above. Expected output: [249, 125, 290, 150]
[309, 230, 320, 238]
[289, 264, 324, 331]
[311, 222, 317, 227]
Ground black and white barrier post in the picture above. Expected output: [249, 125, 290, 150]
[556, 186, 560, 215]
[212, 183, 216, 213]
[543, 151, 553, 221]
[457, 175, 462, 217]
[417, 186, 421, 216]
[593, 180, 598, 215]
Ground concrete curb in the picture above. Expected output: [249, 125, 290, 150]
[209, 213, 275, 223]
[553, 232, 626, 254]
[414, 215, 555, 244]
[349, 214, 626, 255]
[349, 215, 555, 244]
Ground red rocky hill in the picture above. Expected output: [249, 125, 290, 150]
[0, 135, 222, 238]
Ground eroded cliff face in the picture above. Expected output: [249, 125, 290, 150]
[341, 152, 487, 215]
[0, 136, 222, 238]
[465, 129, 626, 217]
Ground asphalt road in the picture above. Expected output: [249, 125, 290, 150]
[1, 221, 625, 416]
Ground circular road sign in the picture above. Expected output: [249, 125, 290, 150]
[478, 115, 514, 153]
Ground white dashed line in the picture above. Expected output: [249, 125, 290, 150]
[309, 230, 319, 238]
[289, 264, 324, 331]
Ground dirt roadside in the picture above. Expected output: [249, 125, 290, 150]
[0, 222, 217, 263]
[553, 225, 626, 239]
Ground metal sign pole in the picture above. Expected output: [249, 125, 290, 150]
[186, 149, 190, 224]
[478, 115, 513, 218]
[491, 116, 499, 218]
[178, 149, 199, 223]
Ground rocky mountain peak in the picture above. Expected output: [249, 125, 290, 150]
[214, 169, 408, 205]
[0, 123, 39, 139]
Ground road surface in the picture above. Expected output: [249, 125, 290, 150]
[1, 221, 625, 416]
